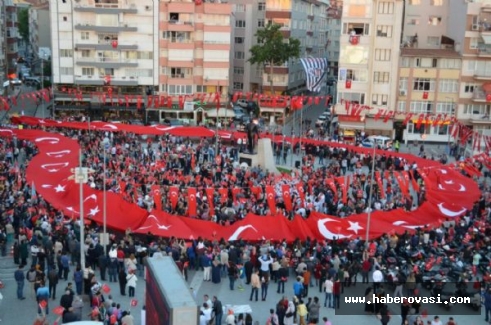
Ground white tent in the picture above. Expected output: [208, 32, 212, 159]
[206, 108, 236, 118]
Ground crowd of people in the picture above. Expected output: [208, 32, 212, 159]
[0, 118, 487, 325]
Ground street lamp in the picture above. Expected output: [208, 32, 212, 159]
[101, 137, 110, 255]
[365, 141, 377, 243]
[73, 150, 89, 270]
[445, 97, 455, 155]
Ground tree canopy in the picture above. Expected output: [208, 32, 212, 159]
[18, 8, 29, 42]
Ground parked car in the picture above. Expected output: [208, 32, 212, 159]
[235, 99, 249, 108]
[233, 106, 247, 120]
[361, 135, 393, 149]
[315, 112, 331, 126]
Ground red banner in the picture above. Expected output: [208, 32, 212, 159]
[335, 176, 348, 204]
[187, 187, 197, 216]
[409, 170, 420, 192]
[232, 187, 241, 204]
[218, 188, 228, 203]
[326, 178, 338, 201]
[265, 185, 276, 215]
[251, 186, 262, 200]
[151, 185, 161, 211]
[281, 184, 293, 212]
[394, 172, 409, 197]
[374, 171, 384, 199]
[169, 186, 179, 209]
[296, 182, 305, 204]
[205, 188, 214, 213]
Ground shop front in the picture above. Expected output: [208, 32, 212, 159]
[335, 115, 365, 144]
[363, 116, 394, 138]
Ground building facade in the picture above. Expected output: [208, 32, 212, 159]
[3, 0, 19, 77]
[335, 0, 403, 117]
[325, 0, 342, 101]
[402, 0, 448, 49]
[29, 1, 51, 59]
[50, 0, 159, 112]
[158, 0, 231, 101]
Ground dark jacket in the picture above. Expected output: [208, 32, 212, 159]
[48, 269, 58, 285]
[213, 299, 223, 316]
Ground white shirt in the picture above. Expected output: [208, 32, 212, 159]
[202, 308, 212, 321]
[373, 270, 383, 282]
[431, 320, 443, 325]
[259, 257, 273, 272]
[324, 279, 333, 293]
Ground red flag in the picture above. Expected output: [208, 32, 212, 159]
[374, 109, 384, 121]
[151, 185, 162, 211]
[402, 113, 414, 126]
[232, 187, 241, 203]
[130, 299, 138, 307]
[374, 171, 385, 199]
[251, 186, 262, 199]
[383, 110, 393, 123]
[187, 187, 197, 216]
[314, 96, 321, 105]
[416, 113, 425, 129]
[335, 176, 348, 203]
[432, 113, 442, 127]
[326, 178, 338, 201]
[214, 92, 221, 109]
[169, 186, 179, 209]
[1, 98, 9, 111]
[125, 95, 129, 107]
[487, 93, 491, 102]
[178, 95, 184, 109]
[422, 91, 429, 100]
[11, 95, 17, 106]
[205, 188, 214, 213]
[345, 79, 352, 89]
[147, 96, 153, 108]
[281, 184, 293, 211]
[232, 92, 239, 102]
[159, 96, 165, 107]
[137, 95, 142, 110]
[295, 182, 305, 204]
[265, 185, 276, 215]
[324, 95, 331, 107]
[118, 96, 123, 106]
[218, 188, 228, 203]
[394, 172, 409, 197]
[166, 96, 172, 108]
[409, 170, 420, 192]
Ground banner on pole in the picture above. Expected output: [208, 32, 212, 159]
[300, 57, 329, 93]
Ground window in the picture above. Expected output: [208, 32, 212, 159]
[376, 25, 392, 37]
[372, 94, 388, 106]
[431, 0, 443, 6]
[378, 2, 394, 14]
[258, 19, 265, 27]
[126, 69, 152, 77]
[472, 16, 479, 30]
[413, 78, 435, 91]
[63, 16, 67, 22]
[169, 68, 191, 78]
[235, 4, 245, 12]
[343, 23, 370, 35]
[234, 37, 244, 44]
[81, 67, 94, 75]
[60, 49, 73, 57]
[258, 2, 265, 10]
[436, 102, 454, 114]
[398, 101, 407, 112]
[414, 58, 438, 68]
[410, 101, 433, 113]
[233, 82, 243, 90]
[427, 37, 440, 46]
[338, 92, 365, 104]
[168, 85, 193, 95]
[400, 57, 410, 67]
[338, 68, 368, 82]
[407, 18, 419, 25]
[464, 104, 487, 115]
[373, 72, 390, 83]
[399, 77, 408, 91]
[234, 51, 245, 59]
[409, 0, 420, 4]
[233, 67, 244, 75]
[374, 49, 391, 61]
[470, 38, 479, 50]
[60, 67, 73, 75]
[466, 60, 476, 72]
[439, 59, 461, 69]
[163, 31, 192, 43]
[428, 16, 442, 26]
[81, 32, 89, 40]
[81, 50, 91, 58]
[436, 124, 449, 136]
[439, 79, 458, 93]
[99, 68, 114, 76]
[464, 83, 478, 93]
[236, 20, 246, 28]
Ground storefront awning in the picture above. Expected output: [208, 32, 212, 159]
[482, 35, 491, 45]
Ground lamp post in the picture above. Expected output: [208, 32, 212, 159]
[281, 134, 285, 165]
[365, 141, 377, 243]
[73, 150, 89, 270]
[101, 137, 110, 255]
[445, 97, 455, 155]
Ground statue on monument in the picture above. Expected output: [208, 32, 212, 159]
[246, 120, 259, 154]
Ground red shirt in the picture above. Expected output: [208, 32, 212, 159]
[333, 281, 341, 295]
[362, 260, 371, 272]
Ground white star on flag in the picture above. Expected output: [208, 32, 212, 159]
[54, 184, 66, 193]
[347, 221, 363, 234]
[88, 206, 100, 216]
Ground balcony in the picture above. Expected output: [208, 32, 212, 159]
[75, 57, 138, 69]
[307, 14, 314, 20]
[73, 3, 138, 14]
[473, 88, 488, 102]
[307, 30, 314, 36]
[75, 41, 138, 51]
[74, 23, 137, 33]
[74, 75, 139, 86]
[474, 71, 491, 81]
[478, 44, 491, 57]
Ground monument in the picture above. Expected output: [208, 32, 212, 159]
[239, 120, 279, 174]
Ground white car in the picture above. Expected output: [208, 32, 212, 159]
[235, 99, 249, 108]
[362, 136, 393, 149]
[315, 113, 330, 126]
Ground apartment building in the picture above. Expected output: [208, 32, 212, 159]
[49, 0, 159, 112]
[402, 0, 448, 50]
[396, 48, 461, 143]
[158, 0, 231, 103]
[3, 0, 19, 78]
[335, 0, 403, 123]
[325, 0, 342, 101]
[29, 1, 51, 60]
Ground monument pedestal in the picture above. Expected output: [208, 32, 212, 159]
[239, 138, 279, 174]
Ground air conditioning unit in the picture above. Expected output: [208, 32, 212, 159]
[472, 24, 479, 31]
[130, 76, 135, 79]
[399, 90, 407, 96]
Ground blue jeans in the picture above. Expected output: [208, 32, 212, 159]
[261, 284, 268, 300]
[228, 276, 235, 290]
[277, 281, 285, 293]
[16, 281, 24, 299]
[75, 281, 82, 295]
[215, 313, 222, 325]
[250, 287, 259, 301]
[486, 306, 491, 321]
[324, 292, 333, 307]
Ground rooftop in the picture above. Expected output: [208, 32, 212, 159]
[400, 48, 461, 59]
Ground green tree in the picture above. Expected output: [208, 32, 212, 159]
[18, 8, 29, 42]
[248, 23, 301, 95]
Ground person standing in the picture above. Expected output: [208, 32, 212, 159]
[19, 240, 28, 267]
[308, 297, 320, 324]
[201, 252, 212, 282]
[227, 262, 238, 290]
[48, 266, 59, 300]
[14, 265, 25, 300]
[36, 281, 50, 315]
[250, 269, 260, 302]
[26, 265, 37, 298]
[73, 266, 83, 296]
[126, 270, 138, 297]
[60, 251, 70, 280]
[323, 276, 334, 308]
[212, 296, 223, 325]
[98, 253, 108, 282]
[261, 275, 270, 301]
[118, 268, 127, 296]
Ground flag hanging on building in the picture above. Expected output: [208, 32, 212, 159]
[300, 57, 329, 93]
